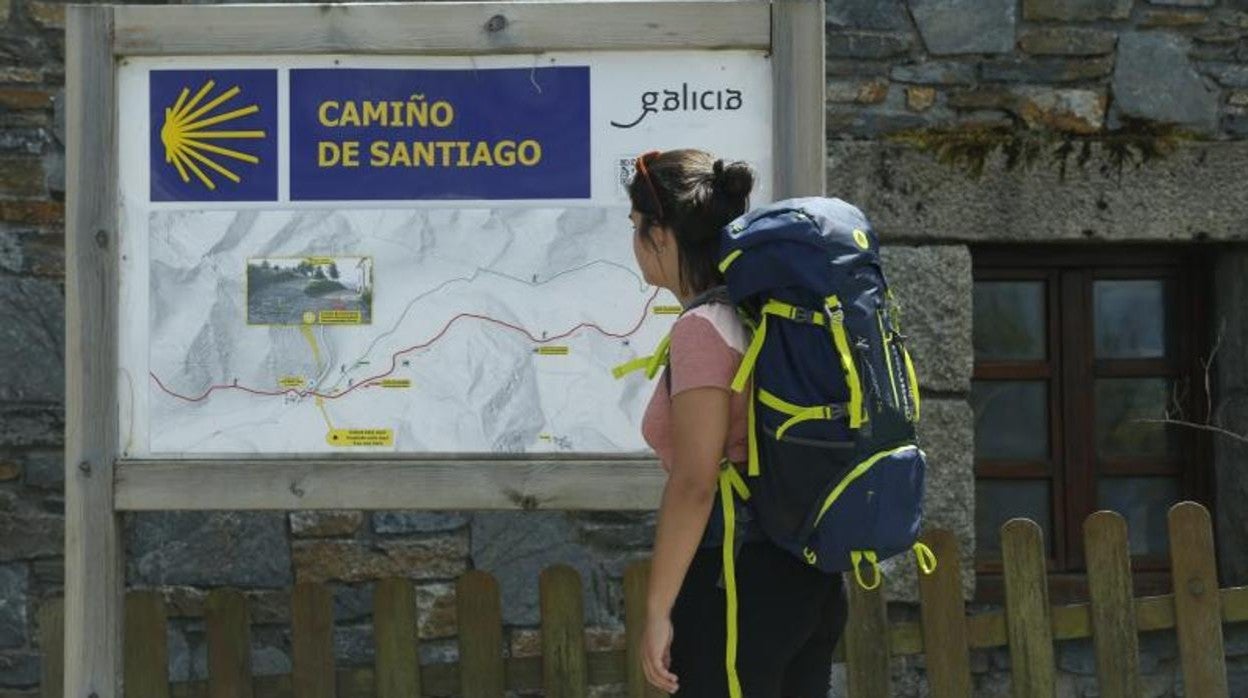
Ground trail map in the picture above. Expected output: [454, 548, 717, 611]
[146, 208, 674, 453]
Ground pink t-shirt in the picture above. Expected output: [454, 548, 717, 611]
[641, 303, 751, 471]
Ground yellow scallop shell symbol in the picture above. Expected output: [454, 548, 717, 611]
[853, 229, 870, 250]
[159, 79, 266, 191]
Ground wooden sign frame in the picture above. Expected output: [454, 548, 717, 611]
[65, 1, 824, 693]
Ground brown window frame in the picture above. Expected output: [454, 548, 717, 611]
[972, 246, 1213, 603]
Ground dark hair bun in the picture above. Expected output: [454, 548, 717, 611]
[712, 158, 754, 200]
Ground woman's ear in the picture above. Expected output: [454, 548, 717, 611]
[652, 223, 674, 251]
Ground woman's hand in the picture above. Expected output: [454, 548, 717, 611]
[641, 612, 678, 694]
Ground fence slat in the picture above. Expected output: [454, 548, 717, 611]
[1001, 518, 1055, 698]
[540, 565, 588, 698]
[205, 589, 254, 698]
[458, 570, 505, 698]
[845, 570, 890, 698]
[1083, 511, 1140, 698]
[38, 597, 64, 698]
[916, 529, 971, 697]
[292, 582, 336, 698]
[125, 591, 171, 698]
[623, 560, 664, 698]
[1169, 502, 1229, 698]
[373, 577, 421, 698]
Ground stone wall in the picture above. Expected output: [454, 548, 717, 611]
[2, 0, 1248, 696]
[119, 510, 653, 685]
[0, 0, 66, 690]
[824, 0, 1248, 140]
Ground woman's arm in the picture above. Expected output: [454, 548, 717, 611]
[641, 385, 731, 693]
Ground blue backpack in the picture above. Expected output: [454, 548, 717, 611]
[716, 196, 934, 588]
[616, 196, 935, 589]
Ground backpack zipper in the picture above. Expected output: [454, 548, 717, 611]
[877, 309, 901, 412]
[854, 338, 882, 416]
[810, 444, 920, 530]
[892, 340, 913, 420]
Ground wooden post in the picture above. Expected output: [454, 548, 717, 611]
[623, 560, 664, 698]
[916, 529, 972, 696]
[292, 582, 336, 698]
[124, 591, 171, 698]
[457, 570, 505, 698]
[1001, 518, 1055, 698]
[374, 577, 421, 698]
[38, 598, 64, 698]
[1169, 502, 1229, 697]
[845, 572, 890, 698]
[65, 6, 122, 697]
[770, 0, 826, 198]
[540, 565, 588, 698]
[1083, 511, 1140, 698]
[205, 589, 254, 698]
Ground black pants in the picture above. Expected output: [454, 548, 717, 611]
[669, 539, 848, 697]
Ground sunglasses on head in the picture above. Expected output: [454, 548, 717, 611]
[635, 150, 665, 221]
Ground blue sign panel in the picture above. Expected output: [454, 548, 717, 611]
[150, 69, 278, 202]
[290, 67, 590, 201]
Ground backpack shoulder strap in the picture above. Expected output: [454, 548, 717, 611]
[611, 285, 733, 383]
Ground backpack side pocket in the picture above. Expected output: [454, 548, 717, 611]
[799, 444, 926, 575]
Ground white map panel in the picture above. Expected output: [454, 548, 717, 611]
[117, 51, 773, 456]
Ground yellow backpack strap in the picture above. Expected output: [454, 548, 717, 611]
[913, 542, 937, 575]
[720, 460, 751, 501]
[775, 404, 849, 440]
[734, 317, 767, 475]
[826, 296, 865, 428]
[761, 299, 827, 326]
[746, 384, 760, 476]
[851, 550, 882, 591]
[757, 388, 802, 415]
[610, 333, 671, 380]
[718, 465, 744, 698]
[730, 313, 767, 393]
[610, 356, 650, 380]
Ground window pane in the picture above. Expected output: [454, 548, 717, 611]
[974, 281, 1046, 361]
[972, 381, 1049, 461]
[1097, 477, 1180, 556]
[1094, 280, 1173, 359]
[976, 480, 1052, 557]
[1095, 378, 1180, 459]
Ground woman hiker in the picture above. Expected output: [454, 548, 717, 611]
[628, 149, 849, 696]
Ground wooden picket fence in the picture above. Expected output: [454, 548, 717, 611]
[37, 501, 1248, 697]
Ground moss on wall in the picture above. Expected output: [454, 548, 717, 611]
[886, 119, 1189, 181]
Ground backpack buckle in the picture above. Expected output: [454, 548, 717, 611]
[824, 404, 848, 420]
[791, 307, 813, 323]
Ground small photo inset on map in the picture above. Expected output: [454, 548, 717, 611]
[246, 255, 373, 325]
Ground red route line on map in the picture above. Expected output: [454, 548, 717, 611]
[150, 288, 663, 404]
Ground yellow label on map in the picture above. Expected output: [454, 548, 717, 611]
[379, 379, 411, 388]
[318, 310, 362, 324]
[306, 256, 335, 265]
[653, 305, 682, 315]
[539, 433, 553, 441]
[278, 376, 305, 388]
[536, 346, 569, 355]
[326, 428, 394, 447]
